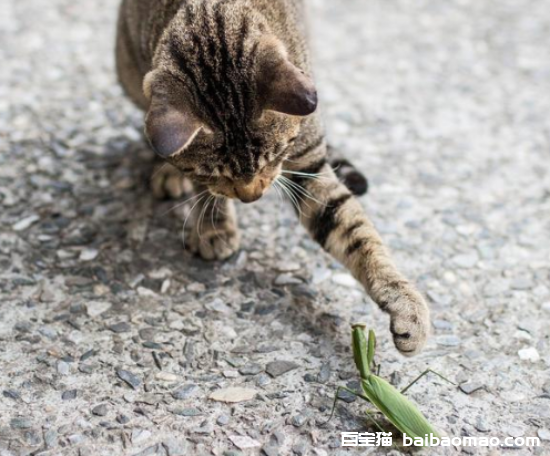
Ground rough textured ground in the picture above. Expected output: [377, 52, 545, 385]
[1, 0, 550, 455]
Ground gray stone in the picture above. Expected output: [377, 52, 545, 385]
[62, 390, 77, 400]
[262, 445, 279, 456]
[194, 423, 214, 435]
[459, 383, 485, 395]
[132, 429, 152, 444]
[68, 434, 85, 445]
[163, 438, 189, 456]
[172, 384, 199, 400]
[474, 417, 490, 432]
[38, 326, 58, 340]
[92, 404, 108, 416]
[109, 322, 131, 333]
[317, 364, 331, 383]
[291, 414, 307, 427]
[2, 390, 20, 400]
[172, 408, 203, 417]
[10, 417, 32, 429]
[217, 414, 230, 426]
[266, 360, 299, 378]
[292, 442, 307, 455]
[437, 335, 461, 347]
[57, 361, 71, 375]
[451, 252, 479, 269]
[117, 369, 141, 389]
[238, 363, 263, 375]
[44, 429, 58, 448]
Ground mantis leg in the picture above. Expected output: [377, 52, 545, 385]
[323, 386, 369, 425]
[400, 369, 456, 395]
[323, 386, 387, 433]
[362, 407, 387, 434]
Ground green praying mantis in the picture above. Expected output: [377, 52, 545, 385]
[326, 324, 455, 442]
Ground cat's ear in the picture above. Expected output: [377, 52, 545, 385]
[258, 38, 318, 117]
[145, 102, 203, 158]
[143, 71, 203, 158]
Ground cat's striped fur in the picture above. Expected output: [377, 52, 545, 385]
[116, 0, 429, 355]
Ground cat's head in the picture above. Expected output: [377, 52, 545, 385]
[144, 25, 317, 203]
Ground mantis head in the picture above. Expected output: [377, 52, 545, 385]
[351, 324, 377, 379]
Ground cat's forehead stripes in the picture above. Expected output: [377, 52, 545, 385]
[167, 1, 258, 159]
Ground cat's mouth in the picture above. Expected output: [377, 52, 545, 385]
[208, 173, 278, 203]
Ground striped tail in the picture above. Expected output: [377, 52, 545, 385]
[328, 146, 369, 196]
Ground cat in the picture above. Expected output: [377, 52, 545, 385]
[116, 0, 430, 355]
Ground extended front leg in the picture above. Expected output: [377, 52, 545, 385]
[186, 185, 241, 261]
[284, 159, 430, 355]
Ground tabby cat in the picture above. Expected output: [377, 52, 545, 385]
[116, 0, 430, 355]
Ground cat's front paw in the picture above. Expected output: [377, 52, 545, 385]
[150, 162, 192, 200]
[187, 225, 241, 261]
[388, 286, 430, 356]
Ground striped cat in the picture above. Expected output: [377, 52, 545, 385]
[116, 0, 430, 355]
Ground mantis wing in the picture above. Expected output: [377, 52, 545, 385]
[362, 375, 439, 441]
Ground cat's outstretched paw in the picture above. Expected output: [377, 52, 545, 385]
[150, 162, 192, 200]
[388, 286, 430, 356]
[187, 225, 241, 261]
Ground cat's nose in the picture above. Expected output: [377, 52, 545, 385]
[234, 179, 266, 203]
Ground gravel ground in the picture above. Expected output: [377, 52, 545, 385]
[1, 0, 550, 455]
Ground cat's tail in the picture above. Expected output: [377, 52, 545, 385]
[328, 146, 369, 196]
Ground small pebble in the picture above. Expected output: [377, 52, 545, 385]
[132, 429, 152, 444]
[437, 335, 461, 347]
[518, 347, 540, 362]
[228, 435, 261, 450]
[209, 387, 257, 403]
[3, 390, 20, 400]
[57, 361, 70, 375]
[62, 390, 77, 400]
[92, 404, 108, 416]
[13, 215, 40, 231]
[217, 414, 230, 426]
[291, 414, 307, 427]
[238, 363, 263, 375]
[331, 273, 357, 288]
[266, 360, 299, 378]
[172, 408, 203, 417]
[117, 369, 142, 389]
[10, 417, 32, 429]
[475, 417, 490, 432]
[156, 372, 178, 382]
[262, 445, 279, 456]
[459, 383, 485, 395]
[109, 322, 131, 333]
[79, 248, 99, 261]
[172, 384, 199, 400]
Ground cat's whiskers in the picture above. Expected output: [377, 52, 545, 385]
[198, 195, 215, 244]
[271, 180, 284, 203]
[282, 169, 331, 181]
[162, 190, 209, 217]
[150, 162, 169, 181]
[211, 197, 231, 249]
[181, 194, 208, 252]
[275, 177, 305, 218]
[279, 175, 326, 206]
